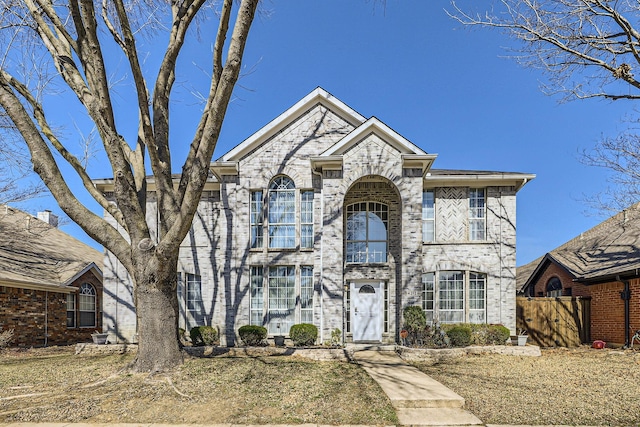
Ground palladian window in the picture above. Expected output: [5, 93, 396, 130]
[346, 202, 388, 263]
[268, 176, 296, 248]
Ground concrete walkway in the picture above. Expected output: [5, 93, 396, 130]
[351, 349, 483, 427]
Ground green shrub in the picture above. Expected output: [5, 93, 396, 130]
[289, 323, 318, 346]
[445, 324, 472, 347]
[403, 306, 426, 332]
[330, 328, 342, 346]
[485, 324, 510, 345]
[238, 325, 268, 346]
[189, 326, 218, 346]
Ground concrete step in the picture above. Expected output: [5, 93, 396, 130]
[396, 407, 484, 426]
[353, 350, 465, 409]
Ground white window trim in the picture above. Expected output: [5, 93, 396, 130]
[421, 270, 487, 324]
[469, 188, 486, 241]
[249, 265, 315, 335]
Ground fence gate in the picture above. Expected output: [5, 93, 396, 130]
[516, 297, 591, 347]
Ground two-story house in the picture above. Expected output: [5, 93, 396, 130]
[98, 88, 534, 346]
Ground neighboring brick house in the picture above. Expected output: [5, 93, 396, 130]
[517, 203, 640, 346]
[97, 88, 535, 346]
[0, 206, 103, 347]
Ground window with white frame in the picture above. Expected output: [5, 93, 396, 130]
[421, 271, 486, 324]
[422, 272, 435, 323]
[267, 266, 296, 334]
[186, 273, 205, 327]
[422, 190, 435, 243]
[300, 266, 314, 323]
[250, 266, 264, 326]
[268, 176, 296, 248]
[250, 265, 314, 334]
[66, 293, 76, 328]
[469, 272, 486, 323]
[250, 191, 263, 248]
[78, 283, 96, 327]
[346, 202, 388, 263]
[439, 271, 464, 323]
[469, 188, 486, 241]
[300, 191, 314, 249]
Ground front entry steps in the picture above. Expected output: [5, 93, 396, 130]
[352, 350, 483, 427]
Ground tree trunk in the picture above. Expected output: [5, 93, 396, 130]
[130, 251, 182, 372]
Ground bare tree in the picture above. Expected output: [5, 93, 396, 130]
[450, 0, 640, 210]
[0, 0, 259, 372]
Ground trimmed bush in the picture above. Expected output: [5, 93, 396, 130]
[289, 323, 318, 346]
[445, 324, 472, 347]
[403, 306, 426, 332]
[485, 324, 510, 345]
[238, 325, 268, 346]
[189, 326, 218, 346]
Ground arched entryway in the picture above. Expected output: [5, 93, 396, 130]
[343, 176, 401, 343]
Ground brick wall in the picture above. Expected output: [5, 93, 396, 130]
[0, 270, 103, 347]
[590, 278, 640, 345]
[531, 262, 591, 298]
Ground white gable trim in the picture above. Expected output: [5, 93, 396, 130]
[320, 117, 428, 157]
[63, 262, 103, 287]
[220, 87, 366, 162]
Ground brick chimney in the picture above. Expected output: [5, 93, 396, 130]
[37, 210, 59, 228]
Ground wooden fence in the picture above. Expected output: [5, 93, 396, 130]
[516, 296, 591, 347]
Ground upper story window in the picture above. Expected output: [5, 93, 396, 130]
[469, 188, 486, 241]
[250, 191, 263, 248]
[346, 202, 388, 263]
[300, 191, 314, 249]
[268, 176, 296, 248]
[251, 177, 314, 250]
[422, 190, 435, 243]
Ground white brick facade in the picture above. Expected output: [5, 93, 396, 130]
[99, 88, 534, 345]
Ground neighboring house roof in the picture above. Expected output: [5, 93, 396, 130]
[518, 202, 640, 292]
[0, 206, 103, 293]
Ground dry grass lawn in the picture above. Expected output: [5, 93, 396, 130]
[413, 347, 640, 426]
[0, 346, 397, 425]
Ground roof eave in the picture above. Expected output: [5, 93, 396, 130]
[221, 87, 366, 162]
[424, 173, 536, 191]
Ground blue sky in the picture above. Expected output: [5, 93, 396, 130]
[19, 1, 634, 266]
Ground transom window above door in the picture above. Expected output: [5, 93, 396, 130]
[345, 202, 388, 263]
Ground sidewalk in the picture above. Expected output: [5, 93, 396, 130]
[351, 349, 483, 426]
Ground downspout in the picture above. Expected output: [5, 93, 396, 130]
[311, 168, 324, 344]
[618, 276, 631, 347]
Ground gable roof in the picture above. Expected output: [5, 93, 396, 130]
[0, 206, 103, 293]
[219, 87, 366, 163]
[518, 202, 640, 291]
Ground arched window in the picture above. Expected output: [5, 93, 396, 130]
[346, 202, 388, 263]
[78, 283, 96, 327]
[546, 277, 563, 297]
[268, 176, 296, 248]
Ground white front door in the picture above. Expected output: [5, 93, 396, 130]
[351, 282, 382, 342]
